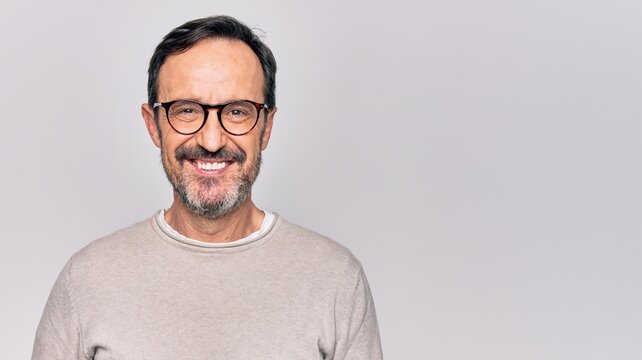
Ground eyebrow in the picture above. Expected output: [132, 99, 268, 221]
[163, 98, 262, 106]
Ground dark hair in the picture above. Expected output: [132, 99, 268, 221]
[147, 15, 277, 109]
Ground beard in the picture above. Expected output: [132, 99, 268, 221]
[161, 145, 262, 220]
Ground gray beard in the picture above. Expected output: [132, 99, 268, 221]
[175, 166, 255, 219]
[162, 150, 262, 220]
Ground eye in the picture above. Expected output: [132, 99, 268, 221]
[175, 105, 201, 114]
[169, 101, 204, 122]
[228, 108, 249, 116]
[221, 101, 259, 125]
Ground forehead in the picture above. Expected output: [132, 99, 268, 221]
[157, 38, 264, 102]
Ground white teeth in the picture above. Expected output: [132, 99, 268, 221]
[196, 161, 226, 171]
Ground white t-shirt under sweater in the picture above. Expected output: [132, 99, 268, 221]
[156, 209, 276, 248]
[32, 212, 383, 360]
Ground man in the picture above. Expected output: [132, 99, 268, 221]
[32, 15, 382, 359]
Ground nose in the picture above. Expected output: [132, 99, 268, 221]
[195, 109, 228, 152]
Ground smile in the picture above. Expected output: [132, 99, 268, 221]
[192, 160, 229, 171]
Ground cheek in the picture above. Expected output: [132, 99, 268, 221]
[160, 141, 182, 172]
[160, 132, 189, 162]
[242, 142, 261, 160]
[228, 134, 259, 155]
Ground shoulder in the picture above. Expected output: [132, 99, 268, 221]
[270, 216, 363, 279]
[68, 216, 158, 273]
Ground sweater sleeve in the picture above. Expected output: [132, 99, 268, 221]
[32, 259, 86, 360]
[332, 267, 383, 360]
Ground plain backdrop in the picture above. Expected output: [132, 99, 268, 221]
[2, 0, 641, 358]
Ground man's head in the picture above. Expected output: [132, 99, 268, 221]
[141, 16, 277, 220]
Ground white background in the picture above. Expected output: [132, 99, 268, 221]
[2, 0, 641, 358]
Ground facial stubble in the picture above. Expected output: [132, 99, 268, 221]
[160, 145, 262, 220]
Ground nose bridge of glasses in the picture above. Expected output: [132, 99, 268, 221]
[202, 104, 225, 121]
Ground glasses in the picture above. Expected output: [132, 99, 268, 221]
[153, 99, 268, 136]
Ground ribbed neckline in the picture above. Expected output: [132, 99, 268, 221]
[148, 210, 281, 253]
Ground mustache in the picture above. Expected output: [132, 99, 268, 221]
[175, 146, 246, 163]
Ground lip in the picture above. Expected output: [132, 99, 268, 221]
[187, 158, 234, 175]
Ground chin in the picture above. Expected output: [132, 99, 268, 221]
[179, 182, 251, 220]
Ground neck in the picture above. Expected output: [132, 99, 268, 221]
[164, 193, 264, 243]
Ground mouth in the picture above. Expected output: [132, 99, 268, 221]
[188, 159, 232, 174]
[175, 146, 245, 175]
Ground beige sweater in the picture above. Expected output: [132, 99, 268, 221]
[32, 213, 383, 359]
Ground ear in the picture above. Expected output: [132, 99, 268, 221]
[260, 106, 277, 151]
[141, 103, 162, 148]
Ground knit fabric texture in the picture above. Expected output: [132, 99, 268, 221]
[32, 213, 383, 359]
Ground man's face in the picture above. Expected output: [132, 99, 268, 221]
[142, 39, 275, 219]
